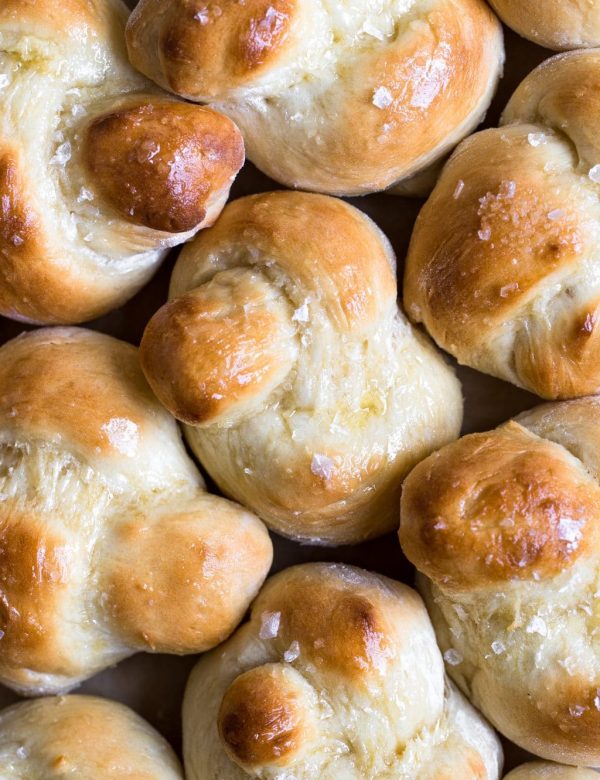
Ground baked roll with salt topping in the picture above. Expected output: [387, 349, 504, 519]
[0, 328, 272, 695]
[126, 0, 503, 196]
[140, 191, 462, 545]
[0, 695, 183, 778]
[183, 563, 503, 779]
[505, 763, 599, 779]
[0, 0, 244, 325]
[400, 395, 600, 766]
[489, 1, 600, 50]
[405, 49, 600, 400]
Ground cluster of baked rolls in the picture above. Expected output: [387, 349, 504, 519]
[2, 0, 600, 777]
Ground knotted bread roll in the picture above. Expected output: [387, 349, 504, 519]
[126, 0, 503, 196]
[0, 0, 244, 325]
[505, 764, 599, 779]
[0, 327, 272, 696]
[401, 395, 600, 766]
[405, 49, 600, 400]
[140, 191, 463, 545]
[0, 695, 183, 778]
[183, 563, 503, 779]
[488, 2, 600, 50]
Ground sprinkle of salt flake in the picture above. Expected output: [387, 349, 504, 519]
[477, 226, 491, 241]
[284, 640, 300, 662]
[500, 282, 519, 298]
[453, 179, 465, 200]
[595, 691, 600, 711]
[526, 615, 547, 637]
[443, 648, 463, 666]
[51, 142, 72, 166]
[259, 611, 281, 640]
[372, 86, 393, 110]
[292, 300, 310, 323]
[491, 640, 505, 655]
[311, 453, 334, 481]
[0, 75, 9, 90]
[361, 20, 384, 40]
[569, 704, 587, 718]
[527, 132, 547, 147]
[547, 209, 565, 221]
[193, 7, 209, 23]
[590, 165, 600, 183]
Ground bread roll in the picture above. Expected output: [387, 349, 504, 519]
[401, 395, 600, 766]
[126, 0, 503, 196]
[0, 327, 272, 695]
[0, 0, 244, 324]
[0, 695, 183, 778]
[505, 763, 599, 779]
[405, 49, 600, 400]
[183, 563, 503, 779]
[140, 191, 463, 545]
[489, 2, 600, 50]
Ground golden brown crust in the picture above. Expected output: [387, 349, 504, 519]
[506, 763, 600, 779]
[218, 664, 312, 771]
[126, 0, 503, 195]
[85, 100, 244, 233]
[0, 695, 184, 777]
[400, 421, 600, 589]
[488, 1, 600, 49]
[0, 328, 272, 695]
[140, 271, 298, 426]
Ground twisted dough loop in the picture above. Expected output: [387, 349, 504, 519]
[141, 191, 462, 545]
[0, 695, 183, 778]
[489, 1, 600, 50]
[126, 0, 503, 195]
[400, 396, 600, 766]
[0, 0, 243, 324]
[405, 49, 600, 400]
[0, 328, 272, 696]
[183, 563, 503, 779]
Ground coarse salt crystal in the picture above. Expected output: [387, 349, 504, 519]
[443, 649, 463, 666]
[453, 179, 465, 199]
[491, 640, 505, 655]
[478, 226, 492, 241]
[500, 282, 519, 298]
[77, 187, 94, 203]
[311, 453, 334, 481]
[292, 301, 310, 322]
[361, 20, 384, 40]
[569, 704, 586, 718]
[194, 8, 209, 23]
[0, 75, 9, 90]
[50, 142, 72, 166]
[372, 86, 393, 109]
[527, 132, 547, 147]
[259, 611, 281, 639]
[284, 640, 300, 662]
[526, 616, 547, 637]
[589, 165, 600, 183]
[547, 208, 565, 221]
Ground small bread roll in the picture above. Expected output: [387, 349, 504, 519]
[400, 395, 600, 766]
[489, 2, 600, 50]
[140, 191, 463, 545]
[505, 763, 599, 779]
[183, 563, 503, 779]
[405, 49, 600, 400]
[0, 0, 244, 324]
[0, 695, 183, 778]
[126, 0, 503, 196]
[0, 328, 272, 696]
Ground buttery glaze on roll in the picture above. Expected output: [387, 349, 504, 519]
[0, 695, 183, 778]
[0, 328, 272, 696]
[0, 0, 244, 324]
[140, 191, 463, 545]
[183, 563, 503, 779]
[405, 49, 600, 400]
[126, 0, 503, 196]
[401, 395, 600, 766]
[489, 1, 600, 50]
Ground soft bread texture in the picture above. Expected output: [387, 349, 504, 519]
[0, 327, 272, 696]
[505, 763, 600, 779]
[400, 395, 600, 766]
[140, 191, 463, 545]
[126, 0, 504, 196]
[0, 695, 183, 778]
[183, 563, 503, 779]
[489, 2, 600, 50]
[404, 49, 600, 400]
[0, 0, 244, 325]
